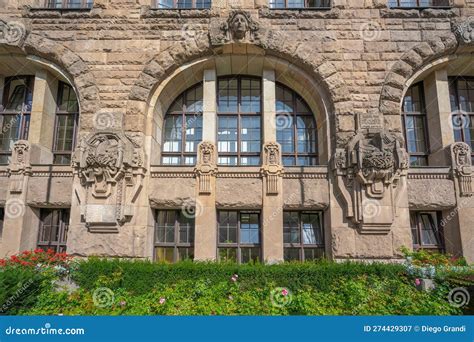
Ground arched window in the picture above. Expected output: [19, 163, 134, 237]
[275, 84, 318, 166]
[53, 82, 79, 165]
[217, 76, 261, 166]
[162, 83, 203, 165]
[402, 83, 429, 166]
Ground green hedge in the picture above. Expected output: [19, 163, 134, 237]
[73, 258, 406, 295]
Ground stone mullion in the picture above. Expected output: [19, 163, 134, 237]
[261, 70, 284, 263]
[194, 69, 218, 261]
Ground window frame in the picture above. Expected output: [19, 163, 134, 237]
[283, 211, 325, 262]
[161, 83, 203, 166]
[154, 210, 195, 263]
[410, 211, 444, 252]
[37, 208, 70, 253]
[217, 210, 261, 264]
[449, 76, 474, 163]
[401, 82, 431, 167]
[42, 0, 94, 9]
[216, 76, 262, 166]
[388, 0, 452, 9]
[0, 75, 34, 164]
[276, 83, 319, 166]
[52, 81, 79, 165]
[269, 0, 332, 10]
[153, 0, 212, 9]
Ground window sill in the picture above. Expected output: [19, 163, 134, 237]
[26, 6, 96, 18]
[380, 7, 459, 18]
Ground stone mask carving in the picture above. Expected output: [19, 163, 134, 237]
[211, 10, 261, 45]
[452, 18, 474, 45]
[451, 142, 473, 197]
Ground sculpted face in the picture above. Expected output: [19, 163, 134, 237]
[231, 14, 248, 39]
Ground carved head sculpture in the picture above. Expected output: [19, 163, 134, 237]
[453, 18, 474, 44]
[13, 141, 29, 164]
[453, 142, 472, 167]
[220, 11, 259, 42]
[264, 143, 280, 166]
[199, 142, 215, 165]
[231, 13, 249, 40]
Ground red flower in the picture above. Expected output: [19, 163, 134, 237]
[34, 248, 44, 254]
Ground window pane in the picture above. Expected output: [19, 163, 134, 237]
[155, 247, 174, 263]
[240, 213, 260, 244]
[218, 79, 238, 113]
[219, 211, 238, 243]
[283, 212, 300, 244]
[156, 211, 176, 243]
[219, 247, 237, 263]
[218, 116, 238, 153]
[284, 248, 300, 261]
[410, 213, 420, 246]
[241, 247, 260, 264]
[420, 213, 440, 246]
[177, 247, 194, 261]
[304, 248, 324, 261]
[302, 213, 323, 245]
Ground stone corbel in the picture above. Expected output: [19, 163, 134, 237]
[333, 130, 408, 234]
[450, 142, 473, 197]
[261, 142, 283, 195]
[72, 131, 146, 233]
[194, 141, 218, 195]
[8, 140, 31, 194]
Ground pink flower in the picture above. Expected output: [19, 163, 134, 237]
[119, 301, 127, 307]
[231, 274, 239, 282]
[415, 278, 421, 286]
[281, 288, 289, 296]
[159, 297, 166, 305]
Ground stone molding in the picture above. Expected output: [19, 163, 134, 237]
[334, 129, 408, 234]
[72, 131, 146, 232]
[8, 140, 31, 194]
[450, 142, 473, 197]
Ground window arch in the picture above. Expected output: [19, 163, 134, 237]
[217, 76, 262, 166]
[401, 82, 429, 167]
[275, 83, 318, 166]
[161, 83, 203, 165]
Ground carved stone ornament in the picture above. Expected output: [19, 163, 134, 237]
[261, 142, 283, 195]
[452, 18, 474, 45]
[194, 141, 217, 194]
[209, 10, 264, 46]
[450, 142, 473, 197]
[333, 130, 408, 234]
[0, 19, 28, 46]
[72, 131, 146, 233]
[8, 140, 31, 194]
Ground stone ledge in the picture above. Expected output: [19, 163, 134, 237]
[380, 8, 459, 18]
[24, 6, 98, 19]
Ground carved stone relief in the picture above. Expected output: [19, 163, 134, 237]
[209, 10, 265, 46]
[194, 141, 217, 195]
[261, 142, 283, 195]
[8, 140, 31, 194]
[72, 131, 146, 233]
[452, 18, 474, 45]
[334, 130, 408, 234]
[450, 142, 473, 197]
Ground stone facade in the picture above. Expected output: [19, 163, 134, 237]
[0, 0, 473, 263]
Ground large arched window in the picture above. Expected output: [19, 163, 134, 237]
[402, 82, 429, 167]
[217, 76, 261, 166]
[275, 84, 318, 166]
[162, 83, 203, 165]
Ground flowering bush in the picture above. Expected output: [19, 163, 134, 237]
[0, 249, 72, 269]
[400, 247, 468, 267]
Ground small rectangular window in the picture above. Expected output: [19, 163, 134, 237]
[283, 211, 324, 262]
[388, 0, 451, 9]
[44, 0, 94, 9]
[37, 208, 70, 253]
[410, 211, 444, 252]
[218, 211, 261, 264]
[155, 0, 211, 9]
[154, 210, 195, 263]
[269, 0, 331, 9]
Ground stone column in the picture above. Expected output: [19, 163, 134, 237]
[193, 69, 218, 261]
[260, 70, 284, 263]
[28, 70, 57, 164]
[424, 68, 454, 165]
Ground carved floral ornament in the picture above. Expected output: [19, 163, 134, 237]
[0, 18, 28, 46]
[452, 17, 474, 45]
[334, 130, 408, 234]
[72, 131, 146, 232]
